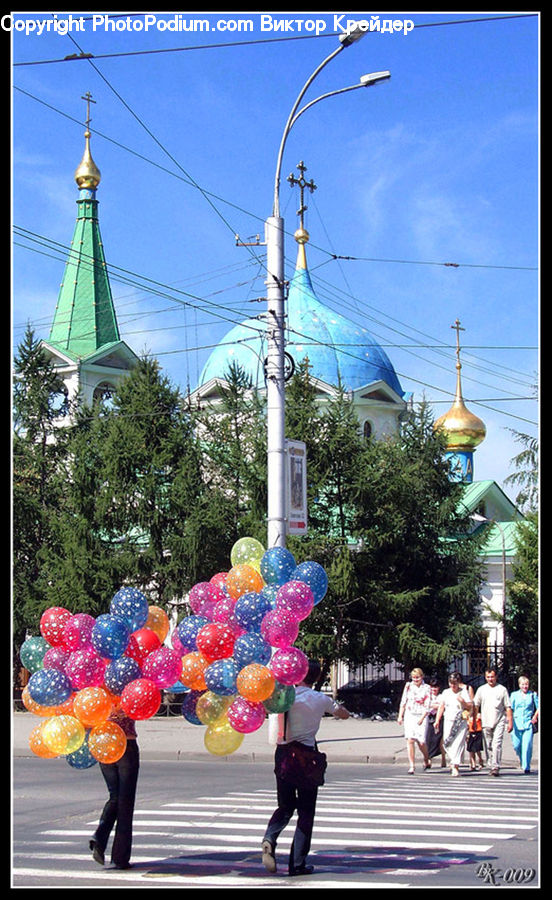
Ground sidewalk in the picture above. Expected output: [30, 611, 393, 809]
[13, 711, 535, 768]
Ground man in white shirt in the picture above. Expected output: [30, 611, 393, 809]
[473, 668, 513, 776]
[261, 659, 350, 877]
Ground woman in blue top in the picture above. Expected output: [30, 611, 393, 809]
[510, 675, 539, 774]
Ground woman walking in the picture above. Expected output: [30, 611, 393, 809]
[434, 673, 473, 776]
[397, 668, 431, 774]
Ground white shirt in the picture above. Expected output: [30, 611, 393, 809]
[282, 685, 340, 747]
[474, 682, 511, 729]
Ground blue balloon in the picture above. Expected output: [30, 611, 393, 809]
[66, 732, 98, 769]
[204, 658, 239, 696]
[291, 561, 328, 605]
[181, 690, 203, 725]
[177, 615, 209, 653]
[234, 592, 272, 632]
[261, 547, 296, 586]
[27, 668, 73, 707]
[91, 614, 131, 660]
[110, 587, 149, 632]
[234, 632, 272, 668]
[259, 585, 278, 610]
[104, 656, 142, 694]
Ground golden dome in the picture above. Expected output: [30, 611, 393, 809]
[74, 129, 101, 190]
[434, 319, 486, 451]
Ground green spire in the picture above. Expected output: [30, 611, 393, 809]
[48, 96, 120, 360]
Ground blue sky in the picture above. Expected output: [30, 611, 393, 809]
[11, 11, 539, 503]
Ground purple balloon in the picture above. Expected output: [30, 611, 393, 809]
[275, 580, 314, 621]
[269, 647, 309, 686]
[260, 609, 299, 649]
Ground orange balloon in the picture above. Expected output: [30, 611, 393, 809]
[226, 564, 265, 601]
[88, 721, 127, 764]
[146, 606, 170, 643]
[73, 686, 113, 727]
[29, 720, 58, 758]
[180, 651, 208, 691]
[236, 663, 275, 703]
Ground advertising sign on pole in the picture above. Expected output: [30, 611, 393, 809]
[285, 439, 307, 535]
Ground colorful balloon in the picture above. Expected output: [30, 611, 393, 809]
[91, 613, 131, 660]
[226, 564, 264, 601]
[88, 721, 127, 764]
[188, 582, 217, 618]
[211, 597, 245, 638]
[66, 732, 98, 769]
[42, 714, 85, 756]
[28, 720, 58, 758]
[275, 580, 314, 622]
[291, 561, 328, 605]
[230, 537, 265, 568]
[40, 607, 73, 647]
[120, 678, 161, 720]
[146, 606, 170, 643]
[20, 635, 49, 673]
[227, 696, 266, 733]
[110, 587, 149, 632]
[177, 615, 209, 653]
[195, 691, 233, 726]
[62, 613, 96, 652]
[234, 591, 272, 632]
[22, 685, 74, 717]
[260, 546, 296, 586]
[42, 647, 70, 671]
[181, 690, 204, 725]
[269, 647, 309, 686]
[127, 628, 161, 664]
[104, 656, 142, 695]
[260, 608, 299, 649]
[196, 622, 235, 662]
[204, 658, 239, 696]
[234, 632, 272, 668]
[204, 719, 244, 756]
[73, 686, 113, 727]
[142, 646, 182, 689]
[263, 681, 296, 714]
[66, 646, 106, 690]
[180, 652, 209, 691]
[27, 668, 73, 707]
[236, 663, 275, 703]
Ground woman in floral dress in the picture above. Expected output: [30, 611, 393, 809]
[397, 668, 432, 774]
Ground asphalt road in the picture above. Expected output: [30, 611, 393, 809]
[12, 756, 539, 889]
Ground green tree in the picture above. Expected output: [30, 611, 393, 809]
[12, 326, 71, 643]
[506, 511, 538, 685]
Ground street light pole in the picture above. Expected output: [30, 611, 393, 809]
[265, 24, 389, 549]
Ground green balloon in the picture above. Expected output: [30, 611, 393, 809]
[263, 682, 295, 714]
[20, 636, 49, 673]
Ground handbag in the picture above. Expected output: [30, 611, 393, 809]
[467, 730, 483, 753]
[530, 693, 538, 733]
[277, 740, 327, 789]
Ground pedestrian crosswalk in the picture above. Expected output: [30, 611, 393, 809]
[13, 770, 539, 887]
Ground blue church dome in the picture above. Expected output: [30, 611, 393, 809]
[197, 239, 403, 397]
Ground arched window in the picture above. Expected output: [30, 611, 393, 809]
[93, 381, 116, 409]
[363, 419, 373, 441]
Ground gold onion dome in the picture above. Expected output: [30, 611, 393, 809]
[434, 320, 486, 450]
[74, 129, 101, 190]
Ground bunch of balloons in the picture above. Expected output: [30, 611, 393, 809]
[19, 538, 328, 763]
[177, 538, 328, 756]
[20, 593, 174, 769]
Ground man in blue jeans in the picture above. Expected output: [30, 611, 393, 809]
[261, 659, 350, 876]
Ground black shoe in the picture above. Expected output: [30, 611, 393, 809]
[289, 865, 315, 877]
[111, 862, 132, 870]
[262, 840, 277, 873]
[89, 840, 105, 866]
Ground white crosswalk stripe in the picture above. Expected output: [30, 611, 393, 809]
[13, 772, 539, 887]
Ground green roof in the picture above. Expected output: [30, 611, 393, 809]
[48, 192, 120, 360]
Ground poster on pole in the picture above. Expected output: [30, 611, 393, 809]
[285, 439, 307, 535]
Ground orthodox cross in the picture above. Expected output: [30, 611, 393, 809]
[81, 91, 96, 130]
[451, 318, 465, 370]
[287, 161, 317, 230]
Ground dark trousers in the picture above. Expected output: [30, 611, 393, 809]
[94, 739, 139, 867]
[263, 745, 319, 873]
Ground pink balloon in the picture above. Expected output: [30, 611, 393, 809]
[142, 646, 182, 689]
[227, 696, 266, 733]
[269, 647, 309, 686]
[65, 646, 106, 690]
[40, 607, 73, 647]
[275, 580, 314, 621]
[189, 582, 217, 619]
[62, 613, 96, 651]
[42, 647, 70, 671]
[260, 609, 299, 649]
[212, 596, 246, 638]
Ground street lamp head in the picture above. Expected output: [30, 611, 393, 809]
[339, 23, 368, 46]
[360, 71, 391, 86]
